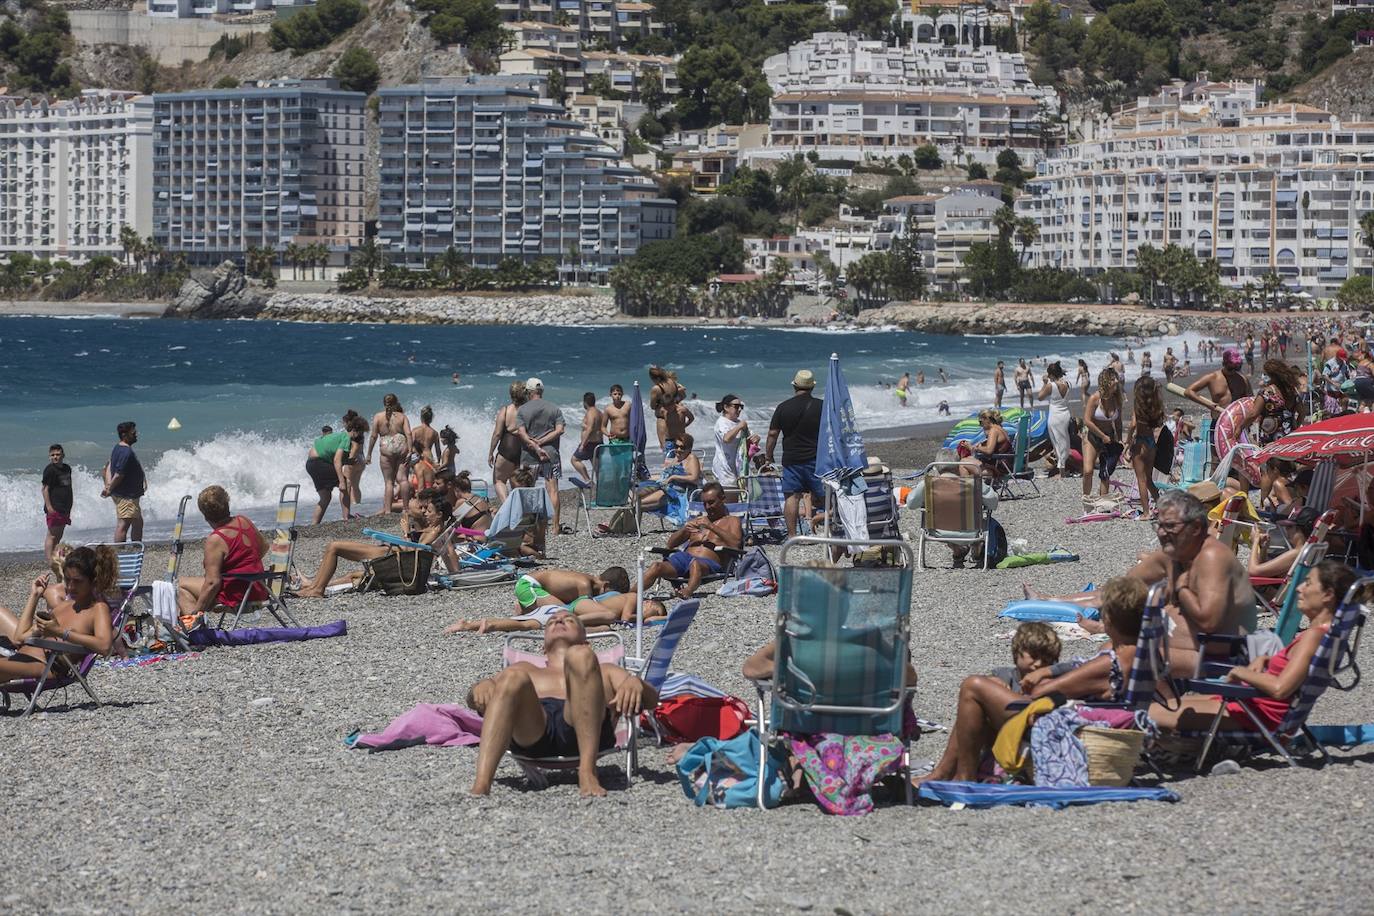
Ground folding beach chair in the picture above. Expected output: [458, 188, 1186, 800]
[915, 463, 991, 570]
[1, 596, 129, 717]
[741, 472, 787, 544]
[1160, 440, 1208, 491]
[571, 442, 637, 536]
[622, 599, 723, 739]
[1250, 513, 1336, 631]
[1306, 459, 1337, 515]
[750, 535, 916, 807]
[216, 484, 300, 630]
[130, 495, 193, 649]
[501, 631, 640, 787]
[989, 413, 1040, 500]
[485, 485, 552, 556]
[1182, 573, 1371, 771]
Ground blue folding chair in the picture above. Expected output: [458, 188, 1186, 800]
[1183, 574, 1371, 771]
[572, 442, 638, 536]
[749, 535, 916, 807]
[741, 473, 787, 544]
[990, 414, 1041, 500]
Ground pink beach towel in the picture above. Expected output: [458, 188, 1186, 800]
[347, 703, 484, 751]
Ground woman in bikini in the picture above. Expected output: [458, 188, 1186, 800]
[489, 381, 527, 502]
[0, 546, 116, 686]
[295, 495, 453, 598]
[407, 439, 436, 497]
[368, 393, 413, 515]
[649, 365, 685, 451]
[174, 486, 270, 616]
[451, 470, 493, 533]
[343, 413, 367, 508]
[439, 425, 459, 476]
[1081, 367, 1123, 503]
[412, 405, 442, 466]
[1127, 375, 1165, 518]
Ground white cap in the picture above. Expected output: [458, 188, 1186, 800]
[526, 377, 544, 392]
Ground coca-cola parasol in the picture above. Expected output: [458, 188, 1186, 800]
[1255, 413, 1374, 467]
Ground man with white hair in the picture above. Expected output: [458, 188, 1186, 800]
[465, 610, 656, 797]
[516, 376, 566, 533]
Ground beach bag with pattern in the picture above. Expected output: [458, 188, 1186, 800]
[678, 729, 786, 809]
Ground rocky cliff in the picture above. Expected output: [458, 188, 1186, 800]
[854, 302, 1183, 337]
[163, 261, 270, 319]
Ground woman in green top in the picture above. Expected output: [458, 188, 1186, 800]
[307, 426, 352, 524]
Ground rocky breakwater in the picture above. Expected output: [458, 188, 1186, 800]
[259, 291, 620, 326]
[854, 302, 1183, 337]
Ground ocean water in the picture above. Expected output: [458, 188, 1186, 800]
[0, 315, 1204, 550]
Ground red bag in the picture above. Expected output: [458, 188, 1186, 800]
[645, 695, 750, 744]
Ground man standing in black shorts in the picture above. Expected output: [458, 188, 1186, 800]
[466, 610, 657, 797]
[41, 444, 73, 562]
[766, 368, 824, 538]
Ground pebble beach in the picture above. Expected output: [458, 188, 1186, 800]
[5, 461, 1374, 914]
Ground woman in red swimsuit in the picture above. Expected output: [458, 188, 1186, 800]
[1150, 559, 1357, 734]
[176, 486, 270, 616]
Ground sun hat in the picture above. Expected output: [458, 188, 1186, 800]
[525, 377, 544, 392]
[792, 369, 816, 390]
[864, 456, 890, 475]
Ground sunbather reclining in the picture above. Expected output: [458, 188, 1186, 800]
[466, 610, 657, 796]
[916, 576, 1146, 784]
[1247, 507, 1318, 582]
[635, 438, 701, 517]
[443, 565, 631, 633]
[1024, 490, 1256, 672]
[294, 494, 454, 597]
[175, 486, 270, 616]
[447, 594, 669, 634]
[0, 547, 115, 685]
[1149, 560, 1357, 736]
[640, 482, 743, 598]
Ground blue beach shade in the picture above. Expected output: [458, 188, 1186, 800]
[630, 379, 649, 481]
[815, 351, 868, 485]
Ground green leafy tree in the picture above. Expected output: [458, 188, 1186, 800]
[1337, 275, 1374, 308]
[636, 68, 665, 112]
[887, 213, 926, 301]
[333, 46, 380, 94]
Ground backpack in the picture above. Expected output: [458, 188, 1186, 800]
[973, 517, 1009, 568]
[603, 508, 637, 535]
[732, 545, 775, 582]
[647, 695, 750, 744]
[677, 729, 787, 809]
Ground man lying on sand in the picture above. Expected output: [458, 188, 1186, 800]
[1025, 489, 1256, 673]
[466, 610, 657, 797]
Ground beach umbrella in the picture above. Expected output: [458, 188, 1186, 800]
[816, 351, 868, 484]
[1255, 413, 1374, 467]
[629, 380, 648, 481]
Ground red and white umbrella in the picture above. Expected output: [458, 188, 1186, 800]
[1255, 413, 1374, 467]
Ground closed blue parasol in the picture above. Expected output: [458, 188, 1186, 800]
[630, 380, 649, 481]
[816, 351, 868, 486]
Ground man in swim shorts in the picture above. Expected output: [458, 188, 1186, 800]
[639, 482, 743, 598]
[993, 362, 1005, 409]
[443, 566, 630, 634]
[466, 610, 657, 796]
[767, 369, 824, 538]
[602, 384, 631, 443]
[571, 391, 604, 482]
[41, 444, 73, 562]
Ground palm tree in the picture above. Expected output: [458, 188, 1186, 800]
[1014, 217, 1040, 265]
[311, 243, 330, 281]
[118, 226, 141, 272]
[993, 206, 1016, 243]
[1361, 212, 1374, 278]
[284, 243, 301, 281]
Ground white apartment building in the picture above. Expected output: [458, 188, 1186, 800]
[756, 31, 1058, 165]
[0, 90, 153, 262]
[1331, 0, 1374, 14]
[1016, 103, 1374, 297]
[147, 0, 310, 18]
[499, 48, 677, 102]
[494, 0, 662, 47]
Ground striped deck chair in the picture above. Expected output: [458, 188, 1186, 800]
[1306, 459, 1337, 514]
[1253, 512, 1336, 635]
[1183, 574, 1371, 771]
[989, 414, 1041, 500]
[216, 485, 300, 630]
[501, 632, 640, 787]
[85, 541, 144, 650]
[623, 600, 720, 739]
[916, 463, 991, 570]
[1160, 440, 1208, 491]
[741, 473, 787, 544]
[1, 593, 130, 717]
[571, 442, 637, 536]
[750, 535, 916, 807]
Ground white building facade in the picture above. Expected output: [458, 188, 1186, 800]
[0, 90, 153, 262]
[147, 0, 310, 19]
[1016, 103, 1374, 297]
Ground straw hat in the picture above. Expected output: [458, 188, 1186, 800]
[792, 369, 816, 390]
[864, 456, 890, 475]
[1187, 480, 1222, 504]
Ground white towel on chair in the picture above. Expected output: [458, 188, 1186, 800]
[150, 580, 179, 631]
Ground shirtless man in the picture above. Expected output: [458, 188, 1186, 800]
[445, 593, 668, 634]
[602, 384, 631, 442]
[1026, 489, 1255, 672]
[442, 565, 630, 633]
[1184, 347, 1252, 415]
[993, 362, 1005, 409]
[466, 611, 657, 796]
[663, 394, 695, 453]
[639, 482, 743, 598]
[570, 392, 604, 481]
[1013, 359, 1033, 409]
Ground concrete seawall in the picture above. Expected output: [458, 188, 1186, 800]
[71, 10, 272, 65]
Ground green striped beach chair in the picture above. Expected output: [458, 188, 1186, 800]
[750, 535, 916, 807]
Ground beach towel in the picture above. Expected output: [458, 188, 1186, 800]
[716, 577, 776, 597]
[1029, 705, 1091, 787]
[790, 732, 904, 816]
[346, 703, 484, 751]
[1308, 724, 1374, 747]
[488, 487, 552, 537]
[150, 580, 179, 633]
[996, 549, 1080, 569]
[100, 651, 202, 670]
[917, 781, 1179, 810]
[188, 619, 347, 646]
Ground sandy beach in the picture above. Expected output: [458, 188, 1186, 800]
[5, 451, 1374, 913]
